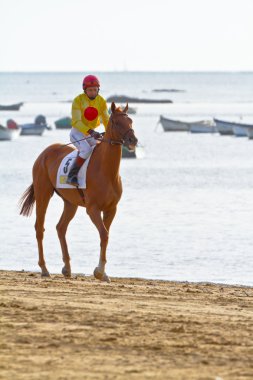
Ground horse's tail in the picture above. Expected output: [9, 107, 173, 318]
[19, 184, 35, 217]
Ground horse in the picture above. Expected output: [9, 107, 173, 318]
[19, 103, 138, 282]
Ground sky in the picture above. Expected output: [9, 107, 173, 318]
[0, 0, 253, 72]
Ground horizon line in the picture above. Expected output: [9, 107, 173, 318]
[1, 70, 253, 74]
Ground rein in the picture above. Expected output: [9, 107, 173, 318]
[61, 112, 134, 148]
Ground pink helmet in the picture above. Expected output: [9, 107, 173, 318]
[82, 75, 100, 90]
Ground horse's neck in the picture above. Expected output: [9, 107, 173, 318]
[97, 136, 122, 180]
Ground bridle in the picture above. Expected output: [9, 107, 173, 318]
[100, 112, 135, 146]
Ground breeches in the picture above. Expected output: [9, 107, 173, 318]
[70, 128, 97, 159]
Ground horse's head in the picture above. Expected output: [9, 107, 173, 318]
[108, 102, 138, 150]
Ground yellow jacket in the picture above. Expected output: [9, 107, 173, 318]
[71, 93, 109, 134]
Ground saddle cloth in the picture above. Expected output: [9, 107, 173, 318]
[56, 147, 95, 189]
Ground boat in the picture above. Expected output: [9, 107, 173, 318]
[246, 127, 253, 139]
[214, 118, 252, 136]
[20, 115, 51, 136]
[159, 116, 189, 132]
[55, 117, 72, 129]
[0, 125, 19, 140]
[122, 146, 136, 158]
[214, 119, 234, 135]
[189, 120, 216, 133]
[0, 102, 23, 111]
[20, 124, 46, 136]
[232, 125, 247, 137]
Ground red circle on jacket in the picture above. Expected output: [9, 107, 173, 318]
[84, 106, 98, 121]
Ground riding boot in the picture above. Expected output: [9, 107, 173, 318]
[66, 155, 86, 187]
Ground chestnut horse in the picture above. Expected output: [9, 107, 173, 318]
[19, 103, 138, 282]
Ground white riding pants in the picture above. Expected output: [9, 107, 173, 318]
[70, 128, 97, 159]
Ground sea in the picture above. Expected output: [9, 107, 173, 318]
[0, 71, 253, 286]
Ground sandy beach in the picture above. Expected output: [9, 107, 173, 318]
[0, 271, 252, 379]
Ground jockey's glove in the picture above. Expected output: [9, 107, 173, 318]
[88, 129, 101, 139]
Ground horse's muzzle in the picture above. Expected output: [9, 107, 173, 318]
[124, 133, 138, 151]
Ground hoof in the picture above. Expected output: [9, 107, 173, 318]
[41, 271, 50, 278]
[62, 266, 71, 278]
[93, 267, 111, 283]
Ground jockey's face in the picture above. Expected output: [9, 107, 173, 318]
[85, 86, 99, 100]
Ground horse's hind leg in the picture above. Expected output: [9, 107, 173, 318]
[34, 182, 54, 277]
[56, 200, 78, 278]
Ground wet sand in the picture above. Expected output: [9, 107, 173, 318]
[0, 270, 253, 380]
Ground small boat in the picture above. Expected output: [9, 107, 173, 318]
[122, 146, 136, 158]
[214, 118, 252, 136]
[0, 102, 23, 111]
[0, 125, 19, 140]
[20, 124, 46, 136]
[189, 121, 216, 133]
[159, 116, 214, 132]
[233, 125, 247, 137]
[20, 115, 51, 136]
[55, 117, 72, 129]
[159, 116, 189, 132]
[214, 119, 234, 135]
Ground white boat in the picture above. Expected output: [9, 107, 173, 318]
[233, 125, 247, 137]
[159, 116, 189, 132]
[20, 124, 46, 136]
[214, 118, 253, 137]
[0, 125, 19, 141]
[214, 119, 235, 135]
[159, 116, 215, 133]
[189, 120, 216, 133]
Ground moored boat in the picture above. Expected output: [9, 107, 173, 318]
[20, 124, 46, 136]
[159, 116, 215, 132]
[233, 125, 247, 137]
[0, 102, 23, 111]
[214, 118, 235, 135]
[189, 120, 216, 133]
[214, 118, 253, 136]
[55, 117, 72, 129]
[0, 125, 20, 140]
[159, 116, 189, 132]
[20, 115, 50, 135]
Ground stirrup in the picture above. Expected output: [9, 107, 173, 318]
[66, 175, 79, 187]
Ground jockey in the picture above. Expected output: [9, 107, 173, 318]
[66, 74, 109, 186]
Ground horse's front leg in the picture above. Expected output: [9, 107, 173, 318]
[87, 206, 113, 282]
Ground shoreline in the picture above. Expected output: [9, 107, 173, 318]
[1, 270, 253, 379]
[3, 269, 253, 289]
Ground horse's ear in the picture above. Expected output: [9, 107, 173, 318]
[123, 103, 128, 113]
[111, 102, 116, 113]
